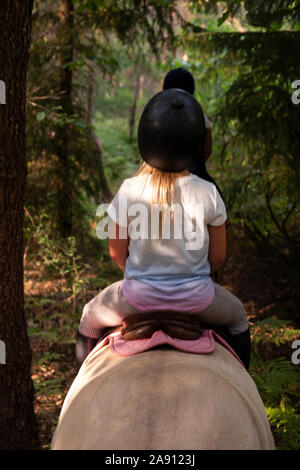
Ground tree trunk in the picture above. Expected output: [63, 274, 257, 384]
[0, 0, 39, 449]
[55, 0, 74, 238]
[87, 74, 95, 128]
[129, 71, 141, 142]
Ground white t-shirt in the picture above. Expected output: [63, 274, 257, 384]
[107, 173, 226, 312]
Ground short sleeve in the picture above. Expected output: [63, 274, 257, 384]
[107, 180, 129, 227]
[207, 186, 227, 226]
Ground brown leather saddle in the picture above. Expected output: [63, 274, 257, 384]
[118, 310, 231, 345]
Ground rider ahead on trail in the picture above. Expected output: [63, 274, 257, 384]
[162, 67, 222, 198]
[76, 89, 251, 370]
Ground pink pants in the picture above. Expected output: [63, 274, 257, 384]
[79, 280, 249, 339]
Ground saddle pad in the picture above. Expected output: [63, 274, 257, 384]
[94, 329, 244, 367]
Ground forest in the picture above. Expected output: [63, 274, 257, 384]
[0, 0, 300, 451]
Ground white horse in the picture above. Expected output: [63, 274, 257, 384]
[51, 338, 274, 450]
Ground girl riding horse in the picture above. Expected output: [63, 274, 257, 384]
[76, 89, 250, 370]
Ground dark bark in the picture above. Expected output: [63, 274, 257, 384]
[0, 0, 39, 449]
[55, 0, 74, 238]
[87, 75, 95, 128]
[92, 131, 113, 201]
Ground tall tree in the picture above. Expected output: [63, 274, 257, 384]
[0, 1, 39, 449]
[55, 0, 74, 238]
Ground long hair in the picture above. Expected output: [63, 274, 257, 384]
[135, 162, 177, 237]
[135, 161, 176, 207]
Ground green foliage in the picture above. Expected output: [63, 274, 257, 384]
[250, 315, 300, 449]
[95, 77, 134, 120]
[93, 112, 140, 189]
[244, 0, 300, 29]
[24, 210, 92, 343]
[266, 402, 300, 450]
[27, 0, 180, 239]
[180, 3, 300, 318]
[189, 0, 300, 30]
[250, 341, 300, 450]
[250, 355, 299, 404]
[72, 0, 178, 54]
[33, 375, 65, 396]
[251, 318, 300, 347]
[25, 211, 87, 295]
[25, 209, 122, 344]
[37, 351, 64, 366]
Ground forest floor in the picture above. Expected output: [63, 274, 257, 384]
[25, 234, 300, 450]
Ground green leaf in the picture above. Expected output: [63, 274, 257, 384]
[36, 111, 46, 122]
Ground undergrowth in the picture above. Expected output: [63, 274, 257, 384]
[250, 318, 300, 450]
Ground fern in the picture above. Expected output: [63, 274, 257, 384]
[33, 376, 64, 396]
[266, 402, 300, 450]
[250, 354, 300, 405]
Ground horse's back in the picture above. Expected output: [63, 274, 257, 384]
[51, 343, 275, 450]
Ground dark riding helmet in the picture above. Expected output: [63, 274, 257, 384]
[138, 88, 205, 172]
[163, 67, 195, 95]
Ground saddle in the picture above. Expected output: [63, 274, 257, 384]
[120, 310, 231, 345]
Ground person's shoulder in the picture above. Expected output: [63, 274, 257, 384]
[119, 173, 148, 186]
[117, 174, 149, 196]
[182, 174, 218, 203]
[186, 173, 216, 191]
[124, 174, 150, 188]
[127, 173, 149, 182]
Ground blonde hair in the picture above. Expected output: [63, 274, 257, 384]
[135, 161, 177, 237]
[135, 161, 176, 207]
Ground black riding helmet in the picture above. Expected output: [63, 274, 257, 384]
[163, 67, 195, 95]
[138, 88, 205, 172]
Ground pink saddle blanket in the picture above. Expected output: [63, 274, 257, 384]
[91, 329, 244, 367]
